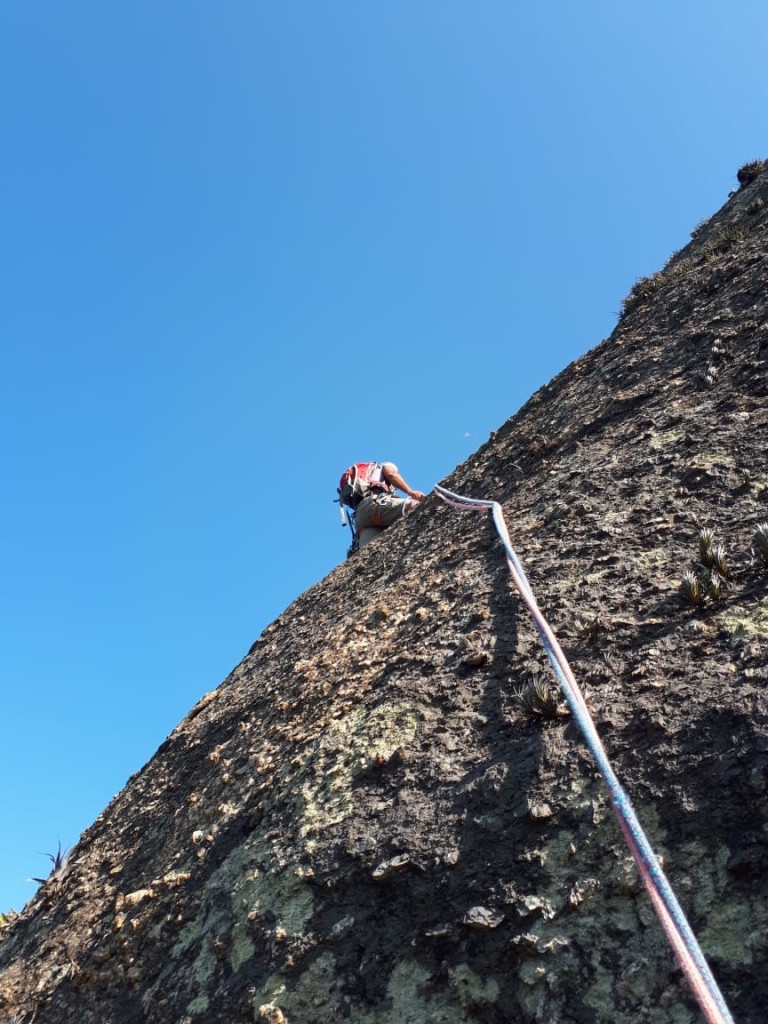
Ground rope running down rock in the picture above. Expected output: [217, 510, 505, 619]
[433, 483, 735, 1024]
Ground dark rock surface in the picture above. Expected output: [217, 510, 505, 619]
[2, 165, 768, 1023]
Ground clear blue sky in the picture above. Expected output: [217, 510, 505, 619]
[1, 1, 765, 912]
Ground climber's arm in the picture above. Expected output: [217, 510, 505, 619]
[381, 463, 426, 502]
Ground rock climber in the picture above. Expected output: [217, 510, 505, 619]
[340, 461, 426, 551]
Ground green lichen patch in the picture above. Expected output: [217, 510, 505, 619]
[259, 957, 463, 1024]
[280, 701, 419, 844]
[382, 960, 450, 1023]
[169, 702, 419, 1010]
[186, 994, 209, 1015]
[508, 777, 694, 1020]
[700, 896, 766, 967]
[688, 452, 734, 470]
[723, 600, 768, 645]
[679, 844, 764, 966]
[171, 833, 316, 1012]
[258, 952, 337, 1023]
[448, 963, 500, 1008]
[649, 427, 687, 451]
[229, 908, 256, 975]
[635, 545, 676, 573]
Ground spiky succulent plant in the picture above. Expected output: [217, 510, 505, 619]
[705, 570, 723, 601]
[710, 543, 729, 578]
[576, 615, 611, 642]
[513, 677, 563, 719]
[680, 570, 704, 606]
[753, 523, 768, 566]
[698, 528, 716, 567]
[30, 841, 70, 886]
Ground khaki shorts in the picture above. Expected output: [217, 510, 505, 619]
[355, 493, 412, 532]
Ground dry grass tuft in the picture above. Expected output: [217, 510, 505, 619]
[513, 677, 564, 719]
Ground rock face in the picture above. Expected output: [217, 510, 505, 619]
[2, 166, 768, 1024]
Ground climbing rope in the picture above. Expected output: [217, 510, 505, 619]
[433, 484, 735, 1024]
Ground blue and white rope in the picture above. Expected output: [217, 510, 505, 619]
[434, 483, 735, 1024]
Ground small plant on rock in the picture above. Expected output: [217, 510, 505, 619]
[513, 677, 563, 719]
[710, 543, 730, 579]
[681, 528, 732, 606]
[620, 273, 662, 319]
[697, 528, 729, 577]
[680, 570, 704, 606]
[737, 159, 768, 188]
[30, 841, 70, 887]
[576, 615, 613, 644]
[711, 226, 745, 254]
[703, 569, 724, 602]
[753, 523, 768, 566]
[698, 528, 716, 567]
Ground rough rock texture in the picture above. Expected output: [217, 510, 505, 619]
[2, 166, 768, 1024]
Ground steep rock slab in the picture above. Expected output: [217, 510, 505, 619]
[2, 166, 768, 1023]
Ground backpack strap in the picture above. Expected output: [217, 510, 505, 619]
[367, 461, 392, 497]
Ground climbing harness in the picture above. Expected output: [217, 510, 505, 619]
[433, 483, 735, 1024]
[336, 462, 396, 557]
[338, 462, 390, 510]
